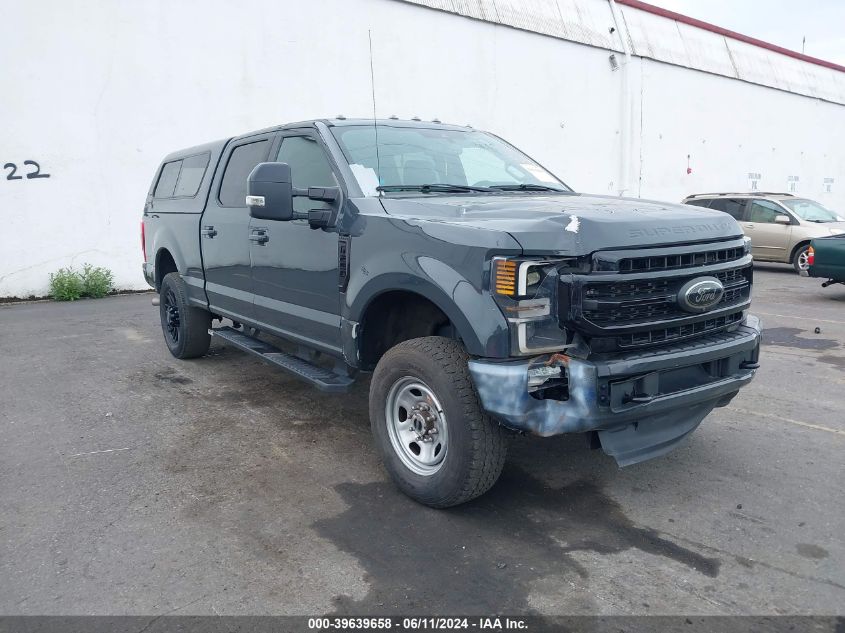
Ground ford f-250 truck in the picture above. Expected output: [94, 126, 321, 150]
[142, 118, 761, 507]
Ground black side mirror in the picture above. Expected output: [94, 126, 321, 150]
[247, 162, 294, 221]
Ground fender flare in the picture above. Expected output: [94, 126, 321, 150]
[346, 268, 510, 358]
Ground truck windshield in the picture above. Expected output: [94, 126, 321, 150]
[330, 125, 571, 196]
[781, 198, 842, 222]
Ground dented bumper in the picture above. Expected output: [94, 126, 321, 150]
[468, 315, 761, 466]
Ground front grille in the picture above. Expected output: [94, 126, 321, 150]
[582, 266, 751, 325]
[561, 240, 753, 351]
[618, 245, 745, 273]
[616, 310, 745, 349]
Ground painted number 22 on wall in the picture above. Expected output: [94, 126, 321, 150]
[4, 160, 50, 180]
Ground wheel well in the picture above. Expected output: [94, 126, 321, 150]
[359, 291, 457, 369]
[790, 240, 811, 263]
[155, 249, 178, 291]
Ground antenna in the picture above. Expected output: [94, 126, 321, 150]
[368, 30, 382, 195]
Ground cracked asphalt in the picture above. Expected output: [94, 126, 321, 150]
[0, 264, 843, 615]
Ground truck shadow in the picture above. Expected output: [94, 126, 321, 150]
[314, 453, 720, 615]
[163, 350, 724, 614]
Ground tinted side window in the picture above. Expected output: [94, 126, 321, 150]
[277, 136, 337, 188]
[154, 160, 182, 198]
[708, 198, 746, 220]
[748, 199, 785, 223]
[174, 153, 210, 197]
[685, 199, 711, 208]
[277, 136, 337, 213]
[219, 140, 270, 207]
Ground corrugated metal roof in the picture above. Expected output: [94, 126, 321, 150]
[397, 0, 845, 105]
[398, 0, 619, 50]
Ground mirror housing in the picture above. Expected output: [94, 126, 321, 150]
[774, 214, 791, 225]
[247, 162, 294, 221]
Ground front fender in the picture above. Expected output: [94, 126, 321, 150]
[346, 268, 510, 358]
[340, 212, 522, 361]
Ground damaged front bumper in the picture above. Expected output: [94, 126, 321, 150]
[468, 315, 762, 466]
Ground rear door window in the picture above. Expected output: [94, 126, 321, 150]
[219, 140, 270, 207]
[173, 153, 210, 197]
[708, 198, 747, 220]
[154, 160, 182, 198]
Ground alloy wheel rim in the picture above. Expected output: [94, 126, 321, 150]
[798, 251, 810, 270]
[163, 289, 181, 343]
[385, 377, 448, 476]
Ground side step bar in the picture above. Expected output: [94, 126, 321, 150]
[209, 326, 354, 393]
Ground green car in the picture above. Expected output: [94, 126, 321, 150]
[808, 234, 845, 287]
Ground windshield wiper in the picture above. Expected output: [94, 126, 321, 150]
[488, 183, 568, 192]
[376, 184, 493, 194]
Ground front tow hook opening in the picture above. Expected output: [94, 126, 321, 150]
[623, 392, 655, 405]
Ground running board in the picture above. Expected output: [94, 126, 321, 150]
[209, 326, 354, 393]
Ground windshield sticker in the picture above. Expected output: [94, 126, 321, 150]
[521, 163, 557, 183]
[565, 215, 580, 233]
[349, 164, 380, 196]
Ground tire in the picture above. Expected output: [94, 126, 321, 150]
[793, 244, 811, 274]
[369, 336, 508, 508]
[159, 272, 211, 359]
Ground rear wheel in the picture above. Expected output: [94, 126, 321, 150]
[793, 244, 811, 274]
[159, 272, 211, 359]
[369, 336, 508, 508]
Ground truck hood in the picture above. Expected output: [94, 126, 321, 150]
[379, 193, 743, 254]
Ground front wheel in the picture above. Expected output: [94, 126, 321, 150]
[159, 272, 211, 359]
[369, 337, 508, 508]
[793, 245, 811, 274]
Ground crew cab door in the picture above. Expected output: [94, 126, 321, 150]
[743, 199, 792, 261]
[248, 131, 343, 354]
[200, 135, 273, 322]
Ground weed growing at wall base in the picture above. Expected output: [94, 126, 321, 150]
[49, 268, 84, 301]
[48, 264, 115, 301]
[81, 264, 115, 298]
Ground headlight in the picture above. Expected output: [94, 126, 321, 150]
[492, 259, 556, 297]
[743, 235, 752, 255]
[525, 269, 542, 288]
[491, 257, 569, 355]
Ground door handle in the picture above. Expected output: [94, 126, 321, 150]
[249, 229, 269, 244]
[201, 226, 217, 238]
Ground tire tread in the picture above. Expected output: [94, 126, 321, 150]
[160, 272, 211, 359]
[372, 336, 507, 507]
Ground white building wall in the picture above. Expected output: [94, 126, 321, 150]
[1, 0, 843, 297]
[634, 58, 845, 205]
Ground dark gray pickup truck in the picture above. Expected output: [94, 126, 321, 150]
[142, 118, 761, 507]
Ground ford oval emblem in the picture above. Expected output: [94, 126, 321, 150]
[677, 276, 724, 313]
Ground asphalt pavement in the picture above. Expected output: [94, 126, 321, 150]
[0, 263, 843, 616]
